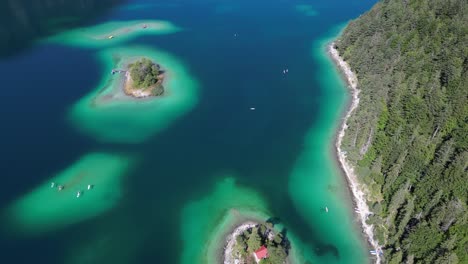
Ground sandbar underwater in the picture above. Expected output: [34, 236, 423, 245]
[179, 177, 319, 264]
[45, 20, 181, 48]
[4, 153, 133, 235]
[69, 46, 199, 143]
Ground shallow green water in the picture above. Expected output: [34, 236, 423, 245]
[46, 20, 181, 48]
[288, 28, 366, 263]
[180, 177, 271, 263]
[5, 153, 133, 235]
[70, 45, 198, 143]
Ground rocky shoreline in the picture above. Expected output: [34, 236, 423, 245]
[123, 70, 165, 98]
[328, 42, 381, 264]
[223, 221, 258, 264]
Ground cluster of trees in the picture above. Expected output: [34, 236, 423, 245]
[129, 57, 162, 89]
[233, 222, 290, 264]
[336, 0, 467, 263]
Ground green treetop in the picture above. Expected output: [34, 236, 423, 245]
[128, 58, 161, 88]
[246, 227, 262, 252]
[336, 0, 467, 262]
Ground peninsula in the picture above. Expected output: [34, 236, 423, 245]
[124, 57, 165, 98]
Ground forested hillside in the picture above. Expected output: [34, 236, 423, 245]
[335, 0, 467, 263]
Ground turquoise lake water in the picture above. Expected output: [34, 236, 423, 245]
[0, 0, 377, 263]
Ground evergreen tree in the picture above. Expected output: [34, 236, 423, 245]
[246, 227, 262, 252]
[336, 0, 467, 262]
[128, 58, 161, 88]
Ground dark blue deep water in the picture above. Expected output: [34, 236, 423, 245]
[0, 0, 377, 263]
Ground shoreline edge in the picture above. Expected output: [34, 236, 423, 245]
[223, 221, 257, 264]
[328, 42, 381, 264]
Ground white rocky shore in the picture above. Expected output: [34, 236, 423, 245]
[223, 221, 257, 264]
[329, 42, 381, 264]
[124, 72, 153, 98]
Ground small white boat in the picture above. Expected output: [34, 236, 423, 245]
[250, 107, 256, 110]
[325, 206, 329, 213]
[76, 191, 82, 198]
[87, 184, 93, 190]
[51, 182, 55, 188]
[58, 185, 64, 191]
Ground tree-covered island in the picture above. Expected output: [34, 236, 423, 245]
[228, 222, 290, 264]
[124, 57, 165, 97]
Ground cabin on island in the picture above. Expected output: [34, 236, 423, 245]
[254, 245, 268, 262]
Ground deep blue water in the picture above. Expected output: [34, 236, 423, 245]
[0, 0, 377, 263]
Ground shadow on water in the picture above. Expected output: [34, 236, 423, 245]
[266, 217, 282, 226]
[316, 243, 340, 258]
[0, 0, 126, 58]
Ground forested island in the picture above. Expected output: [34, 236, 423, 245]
[226, 221, 290, 264]
[124, 57, 165, 97]
[335, 0, 467, 263]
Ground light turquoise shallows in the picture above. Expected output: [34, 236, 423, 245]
[5, 153, 133, 235]
[69, 46, 199, 143]
[45, 20, 181, 48]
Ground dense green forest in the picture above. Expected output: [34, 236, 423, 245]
[335, 0, 467, 263]
[129, 58, 162, 88]
[232, 222, 289, 264]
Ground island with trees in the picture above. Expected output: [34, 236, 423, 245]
[225, 221, 290, 264]
[69, 46, 199, 143]
[124, 57, 165, 98]
[334, 0, 467, 263]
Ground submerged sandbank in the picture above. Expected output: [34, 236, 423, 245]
[329, 42, 381, 264]
[69, 46, 198, 143]
[45, 20, 181, 48]
[179, 177, 270, 264]
[179, 177, 318, 264]
[3, 153, 133, 235]
[295, 4, 319, 17]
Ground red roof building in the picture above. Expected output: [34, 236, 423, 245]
[254, 245, 268, 260]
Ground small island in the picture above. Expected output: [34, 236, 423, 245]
[70, 46, 199, 143]
[123, 57, 165, 98]
[226, 221, 290, 264]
